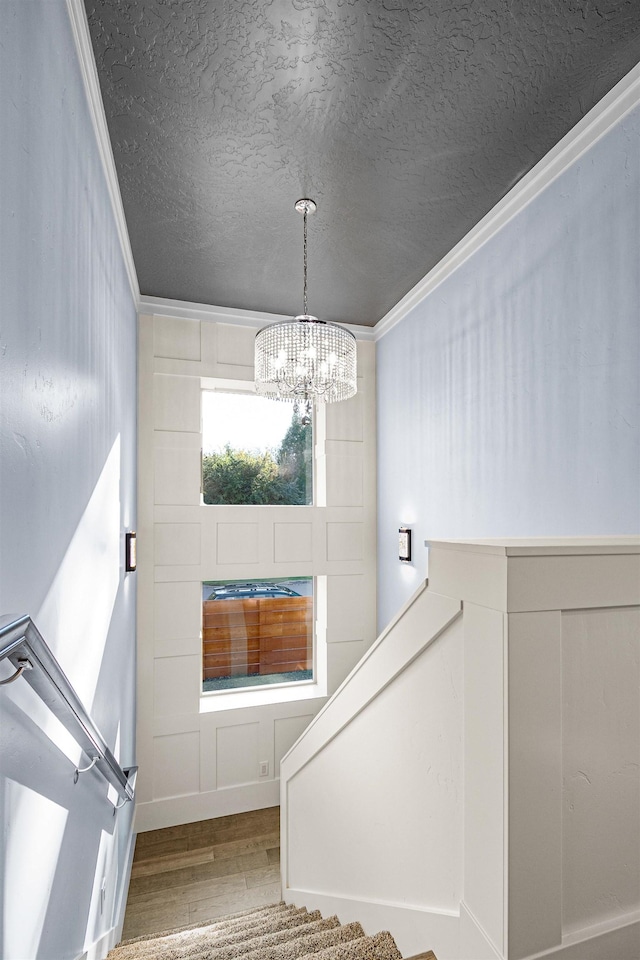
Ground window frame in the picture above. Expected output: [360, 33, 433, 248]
[199, 574, 328, 713]
[198, 377, 328, 712]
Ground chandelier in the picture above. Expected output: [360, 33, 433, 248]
[254, 199, 357, 421]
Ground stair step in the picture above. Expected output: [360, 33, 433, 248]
[298, 930, 402, 960]
[110, 904, 304, 957]
[119, 901, 297, 947]
[108, 902, 430, 960]
[214, 915, 341, 956]
[240, 920, 365, 960]
[163, 916, 351, 960]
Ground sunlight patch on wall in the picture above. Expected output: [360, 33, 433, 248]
[2, 779, 69, 960]
[36, 435, 121, 728]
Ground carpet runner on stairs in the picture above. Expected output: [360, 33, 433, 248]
[107, 901, 416, 960]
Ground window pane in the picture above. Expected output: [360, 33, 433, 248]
[202, 391, 312, 505]
[202, 578, 314, 693]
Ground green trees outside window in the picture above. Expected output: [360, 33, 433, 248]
[202, 406, 312, 505]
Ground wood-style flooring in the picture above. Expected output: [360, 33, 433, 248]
[122, 806, 281, 941]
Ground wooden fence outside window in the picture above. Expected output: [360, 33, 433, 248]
[202, 596, 313, 680]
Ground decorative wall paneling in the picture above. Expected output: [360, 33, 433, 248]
[281, 539, 640, 960]
[137, 312, 376, 831]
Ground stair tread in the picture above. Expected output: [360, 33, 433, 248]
[157, 915, 347, 960]
[237, 920, 365, 960]
[205, 915, 339, 958]
[110, 903, 426, 960]
[298, 930, 402, 960]
[121, 902, 294, 942]
[110, 904, 303, 956]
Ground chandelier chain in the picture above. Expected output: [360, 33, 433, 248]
[303, 206, 308, 316]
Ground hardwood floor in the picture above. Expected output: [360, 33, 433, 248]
[122, 806, 281, 941]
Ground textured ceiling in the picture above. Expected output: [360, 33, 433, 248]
[85, 1, 640, 327]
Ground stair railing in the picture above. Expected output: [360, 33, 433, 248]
[0, 613, 136, 807]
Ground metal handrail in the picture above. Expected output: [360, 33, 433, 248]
[0, 614, 136, 806]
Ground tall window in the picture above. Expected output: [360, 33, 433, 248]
[202, 391, 312, 505]
[202, 577, 314, 693]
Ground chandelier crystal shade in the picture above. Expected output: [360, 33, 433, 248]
[254, 199, 357, 406]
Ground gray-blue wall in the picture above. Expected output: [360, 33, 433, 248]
[377, 104, 640, 630]
[0, 3, 137, 958]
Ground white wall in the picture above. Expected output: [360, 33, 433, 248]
[0, 3, 138, 958]
[136, 310, 377, 830]
[376, 96, 640, 629]
[286, 616, 464, 909]
[280, 581, 466, 958]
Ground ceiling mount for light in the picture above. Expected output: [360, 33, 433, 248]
[254, 198, 357, 419]
[294, 197, 317, 218]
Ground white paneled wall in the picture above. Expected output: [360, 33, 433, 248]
[560, 606, 640, 936]
[136, 311, 376, 831]
[281, 539, 640, 960]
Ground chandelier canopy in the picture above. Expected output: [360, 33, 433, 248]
[254, 199, 357, 409]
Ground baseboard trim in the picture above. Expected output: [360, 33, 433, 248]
[284, 887, 459, 959]
[282, 887, 504, 960]
[113, 818, 137, 944]
[74, 807, 137, 960]
[134, 779, 280, 832]
[459, 902, 503, 960]
[75, 926, 118, 960]
[522, 912, 640, 960]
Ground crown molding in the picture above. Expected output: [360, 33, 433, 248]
[139, 295, 377, 341]
[374, 62, 640, 341]
[66, 0, 140, 305]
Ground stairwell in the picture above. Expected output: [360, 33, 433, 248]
[107, 901, 436, 960]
